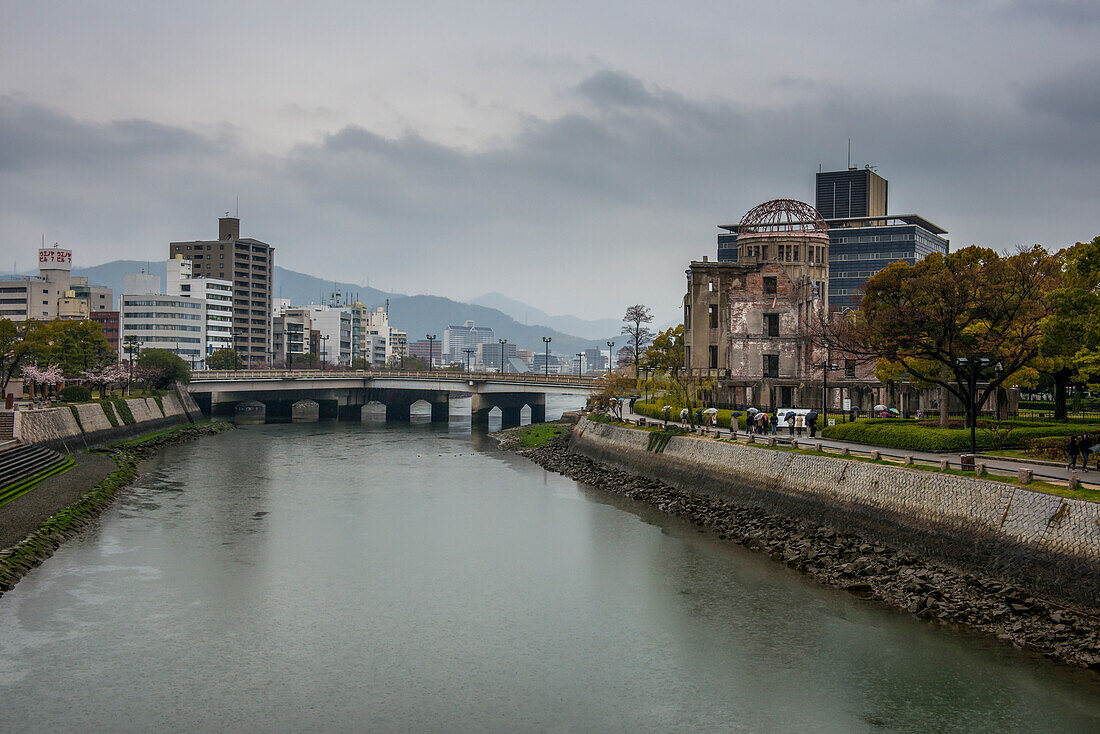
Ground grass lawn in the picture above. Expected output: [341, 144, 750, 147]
[517, 424, 572, 448]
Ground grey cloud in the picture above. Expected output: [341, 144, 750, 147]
[1018, 59, 1100, 124]
[575, 70, 658, 108]
[999, 0, 1100, 25]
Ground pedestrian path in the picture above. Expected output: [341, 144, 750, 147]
[613, 404, 1099, 491]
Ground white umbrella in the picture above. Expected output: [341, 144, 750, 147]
[747, 407, 759, 414]
[874, 404, 887, 411]
[703, 408, 718, 414]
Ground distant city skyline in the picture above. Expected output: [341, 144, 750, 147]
[2, 1, 1098, 325]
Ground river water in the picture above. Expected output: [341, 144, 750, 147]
[1, 412, 1099, 732]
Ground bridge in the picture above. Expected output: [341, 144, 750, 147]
[187, 369, 600, 426]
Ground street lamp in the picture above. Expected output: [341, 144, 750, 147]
[814, 353, 840, 431]
[425, 334, 436, 372]
[499, 339, 508, 374]
[606, 341, 615, 377]
[320, 334, 329, 372]
[575, 352, 584, 376]
[542, 336, 552, 377]
[956, 357, 993, 462]
[123, 336, 141, 396]
[463, 348, 475, 373]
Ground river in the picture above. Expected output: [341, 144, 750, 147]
[1, 411, 1099, 732]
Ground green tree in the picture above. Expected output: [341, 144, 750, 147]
[351, 357, 369, 370]
[621, 304, 655, 374]
[207, 348, 244, 371]
[1043, 236, 1100, 417]
[643, 325, 684, 372]
[822, 246, 1059, 431]
[293, 352, 317, 368]
[51, 320, 112, 374]
[0, 319, 51, 396]
[136, 349, 191, 389]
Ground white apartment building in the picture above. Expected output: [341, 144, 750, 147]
[304, 305, 352, 367]
[166, 256, 233, 367]
[118, 271, 206, 366]
[443, 320, 495, 363]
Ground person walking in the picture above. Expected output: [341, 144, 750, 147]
[788, 414, 795, 437]
[771, 410, 779, 435]
[795, 414, 805, 437]
[807, 413, 818, 439]
[1068, 434, 1080, 472]
[1080, 434, 1092, 474]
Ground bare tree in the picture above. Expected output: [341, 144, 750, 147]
[621, 304, 655, 375]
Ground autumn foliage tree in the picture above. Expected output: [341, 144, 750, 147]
[817, 246, 1060, 430]
[621, 304, 655, 374]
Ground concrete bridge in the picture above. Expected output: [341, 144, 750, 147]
[187, 369, 599, 426]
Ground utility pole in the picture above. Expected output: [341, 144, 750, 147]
[463, 348, 475, 373]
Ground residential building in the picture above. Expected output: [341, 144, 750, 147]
[118, 290, 205, 366]
[0, 247, 112, 322]
[302, 305, 352, 367]
[90, 311, 120, 352]
[273, 305, 312, 367]
[532, 352, 561, 374]
[443, 320, 495, 362]
[170, 217, 274, 366]
[350, 305, 404, 367]
[408, 339, 436, 365]
[166, 256, 233, 367]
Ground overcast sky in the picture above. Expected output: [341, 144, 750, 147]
[2, 1, 1098, 324]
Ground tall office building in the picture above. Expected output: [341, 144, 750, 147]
[170, 217, 274, 366]
[814, 167, 888, 220]
[443, 320, 495, 362]
[815, 168, 947, 311]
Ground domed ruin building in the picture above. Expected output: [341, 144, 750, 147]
[684, 198, 841, 411]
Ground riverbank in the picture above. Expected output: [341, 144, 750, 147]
[0, 422, 234, 598]
[504, 425, 1100, 670]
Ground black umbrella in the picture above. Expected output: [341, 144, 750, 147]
[805, 411, 818, 422]
[784, 411, 796, 420]
[730, 411, 743, 417]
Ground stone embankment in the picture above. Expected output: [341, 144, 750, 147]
[509, 427, 1100, 670]
[0, 422, 234, 598]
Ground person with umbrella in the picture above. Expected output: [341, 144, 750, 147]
[703, 407, 718, 428]
[806, 410, 819, 438]
[771, 408, 779, 435]
[680, 407, 689, 428]
[785, 411, 796, 437]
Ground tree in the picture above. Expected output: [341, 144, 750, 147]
[818, 246, 1060, 432]
[351, 357, 369, 370]
[207, 348, 244, 371]
[0, 319, 48, 396]
[136, 349, 191, 389]
[621, 304, 655, 374]
[402, 356, 427, 371]
[293, 352, 317, 368]
[643, 325, 684, 373]
[1042, 236, 1100, 417]
[50, 320, 112, 375]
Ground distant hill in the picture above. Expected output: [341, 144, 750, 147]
[1, 261, 609, 354]
[470, 292, 623, 341]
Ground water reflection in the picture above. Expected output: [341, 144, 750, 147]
[0, 416, 1096, 732]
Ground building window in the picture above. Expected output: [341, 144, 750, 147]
[708, 345, 718, 369]
[845, 359, 856, 378]
[763, 277, 777, 295]
[708, 304, 718, 328]
[764, 313, 779, 337]
[684, 304, 691, 328]
[763, 354, 779, 378]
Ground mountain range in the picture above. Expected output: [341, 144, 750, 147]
[3, 260, 622, 356]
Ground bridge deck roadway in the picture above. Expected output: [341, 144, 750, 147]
[188, 370, 599, 397]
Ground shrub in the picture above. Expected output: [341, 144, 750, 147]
[59, 385, 92, 403]
[69, 405, 83, 432]
[634, 399, 744, 429]
[113, 399, 135, 425]
[822, 420, 1090, 451]
[100, 401, 119, 427]
[153, 396, 165, 416]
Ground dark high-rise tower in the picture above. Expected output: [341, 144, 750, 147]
[170, 217, 274, 366]
[815, 167, 888, 219]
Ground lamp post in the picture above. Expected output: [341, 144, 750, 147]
[606, 341, 614, 377]
[575, 352, 584, 376]
[463, 348, 475, 373]
[814, 351, 840, 430]
[956, 357, 993, 462]
[320, 334, 329, 372]
[123, 336, 141, 396]
[499, 339, 508, 374]
[542, 336, 552, 377]
[425, 334, 436, 372]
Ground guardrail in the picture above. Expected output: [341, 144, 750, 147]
[623, 416, 1100, 493]
[190, 369, 601, 387]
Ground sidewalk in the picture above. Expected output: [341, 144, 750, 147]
[614, 404, 1099, 490]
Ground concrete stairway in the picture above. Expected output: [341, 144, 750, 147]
[0, 411, 14, 441]
[0, 444, 69, 493]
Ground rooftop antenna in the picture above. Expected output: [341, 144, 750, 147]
[847, 138, 852, 169]
[235, 196, 239, 218]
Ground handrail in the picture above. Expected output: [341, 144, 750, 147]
[189, 369, 600, 387]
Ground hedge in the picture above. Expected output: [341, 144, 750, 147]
[59, 385, 92, 403]
[633, 399, 744, 429]
[112, 399, 135, 425]
[821, 419, 1089, 452]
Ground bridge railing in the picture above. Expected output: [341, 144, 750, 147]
[189, 369, 601, 387]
